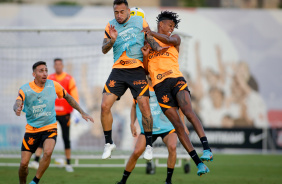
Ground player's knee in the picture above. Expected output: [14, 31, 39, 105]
[182, 108, 195, 119]
[64, 141, 71, 149]
[20, 160, 29, 169]
[133, 148, 144, 158]
[101, 102, 111, 114]
[167, 143, 177, 154]
[43, 150, 53, 158]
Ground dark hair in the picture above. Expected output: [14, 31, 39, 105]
[113, 0, 128, 7]
[156, 11, 181, 29]
[32, 61, 47, 71]
[54, 58, 63, 63]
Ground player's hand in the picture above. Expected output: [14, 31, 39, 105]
[130, 123, 137, 137]
[81, 113, 94, 123]
[157, 46, 170, 54]
[141, 42, 150, 56]
[15, 105, 23, 116]
[141, 26, 152, 35]
[109, 25, 118, 41]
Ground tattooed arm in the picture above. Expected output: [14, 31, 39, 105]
[146, 34, 164, 52]
[102, 25, 118, 54]
[13, 99, 23, 116]
[102, 38, 116, 54]
[64, 93, 94, 122]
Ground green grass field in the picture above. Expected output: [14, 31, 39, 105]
[1, 154, 282, 184]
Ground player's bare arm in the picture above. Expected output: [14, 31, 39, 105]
[102, 25, 118, 54]
[13, 99, 23, 116]
[64, 93, 94, 123]
[141, 42, 150, 74]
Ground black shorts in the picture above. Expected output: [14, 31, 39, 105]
[141, 129, 176, 143]
[154, 77, 190, 113]
[39, 114, 71, 149]
[103, 67, 149, 100]
[21, 129, 57, 153]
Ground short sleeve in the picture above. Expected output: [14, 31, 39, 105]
[143, 18, 149, 28]
[16, 89, 25, 101]
[53, 81, 67, 99]
[104, 22, 111, 39]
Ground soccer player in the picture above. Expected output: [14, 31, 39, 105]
[117, 76, 189, 184]
[101, 0, 166, 160]
[13, 61, 93, 184]
[141, 11, 213, 175]
[29, 58, 79, 172]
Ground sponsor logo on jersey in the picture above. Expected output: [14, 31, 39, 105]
[133, 80, 147, 85]
[120, 59, 137, 65]
[156, 70, 173, 80]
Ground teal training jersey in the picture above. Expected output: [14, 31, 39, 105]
[109, 16, 145, 62]
[20, 80, 57, 128]
[136, 89, 175, 134]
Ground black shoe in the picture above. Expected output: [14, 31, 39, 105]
[116, 182, 123, 184]
[165, 181, 172, 184]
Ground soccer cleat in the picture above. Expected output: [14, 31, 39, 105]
[197, 162, 210, 176]
[200, 149, 213, 162]
[102, 143, 116, 159]
[65, 165, 74, 172]
[143, 145, 153, 161]
[28, 161, 39, 170]
[29, 181, 36, 184]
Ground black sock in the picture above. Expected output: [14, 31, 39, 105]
[34, 156, 40, 162]
[166, 167, 174, 182]
[66, 159, 71, 165]
[121, 170, 131, 184]
[104, 130, 113, 144]
[200, 136, 211, 151]
[189, 150, 202, 166]
[144, 131, 152, 147]
[32, 176, 40, 184]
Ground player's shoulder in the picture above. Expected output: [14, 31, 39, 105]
[19, 82, 30, 90]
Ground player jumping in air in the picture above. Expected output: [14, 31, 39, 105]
[14, 61, 93, 184]
[101, 0, 167, 160]
[142, 11, 213, 176]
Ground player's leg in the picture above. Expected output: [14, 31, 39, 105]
[176, 90, 213, 161]
[19, 151, 33, 184]
[162, 131, 177, 184]
[164, 108, 209, 176]
[29, 146, 42, 170]
[101, 69, 128, 159]
[117, 134, 146, 184]
[57, 114, 73, 172]
[136, 96, 153, 160]
[19, 132, 41, 184]
[129, 67, 153, 160]
[33, 139, 56, 183]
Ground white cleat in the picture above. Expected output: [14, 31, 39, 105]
[65, 165, 74, 172]
[28, 161, 39, 170]
[143, 145, 153, 161]
[102, 143, 116, 160]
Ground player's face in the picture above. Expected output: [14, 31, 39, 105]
[160, 20, 175, 36]
[114, 3, 130, 24]
[33, 65, 48, 84]
[54, 60, 63, 74]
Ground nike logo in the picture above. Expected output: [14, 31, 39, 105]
[191, 154, 196, 158]
[141, 85, 146, 89]
[147, 136, 152, 138]
[249, 132, 266, 144]
[202, 141, 207, 143]
[123, 24, 128, 27]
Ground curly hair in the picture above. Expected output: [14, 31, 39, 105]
[156, 11, 181, 29]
